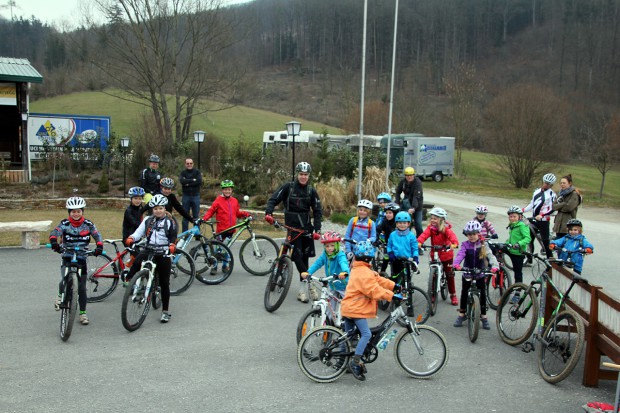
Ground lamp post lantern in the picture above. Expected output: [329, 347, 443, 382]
[120, 137, 130, 198]
[286, 121, 301, 180]
[193, 130, 205, 170]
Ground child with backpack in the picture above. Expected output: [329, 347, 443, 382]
[344, 199, 377, 259]
[549, 219, 594, 274]
[301, 231, 349, 299]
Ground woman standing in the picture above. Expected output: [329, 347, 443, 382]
[552, 174, 581, 239]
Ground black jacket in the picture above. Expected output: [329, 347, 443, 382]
[139, 168, 162, 195]
[395, 177, 424, 211]
[123, 204, 143, 239]
[179, 168, 202, 196]
[265, 180, 322, 231]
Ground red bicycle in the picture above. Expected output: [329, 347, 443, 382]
[85, 239, 134, 302]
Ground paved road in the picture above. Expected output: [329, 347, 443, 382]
[0, 241, 616, 413]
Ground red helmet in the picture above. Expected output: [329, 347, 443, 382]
[320, 231, 341, 244]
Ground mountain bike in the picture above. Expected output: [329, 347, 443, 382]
[202, 216, 278, 276]
[174, 223, 232, 285]
[485, 240, 513, 310]
[455, 267, 491, 343]
[121, 245, 172, 332]
[264, 220, 318, 313]
[371, 238, 388, 273]
[421, 244, 450, 316]
[297, 299, 449, 383]
[296, 274, 343, 343]
[496, 251, 588, 383]
[380, 257, 431, 325]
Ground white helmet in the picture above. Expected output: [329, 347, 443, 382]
[66, 196, 86, 210]
[543, 173, 556, 184]
[507, 205, 523, 215]
[429, 207, 447, 219]
[149, 194, 169, 207]
[475, 205, 488, 214]
[357, 199, 373, 209]
[295, 162, 311, 173]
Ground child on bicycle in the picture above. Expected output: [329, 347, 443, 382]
[158, 177, 196, 225]
[341, 240, 400, 381]
[301, 231, 349, 299]
[344, 199, 377, 259]
[201, 180, 251, 274]
[49, 196, 104, 325]
[387, 211, 419, 279]
[417, 207, 459, 305]
[375, 192, 392, 227]
[122, 187, 145, 281]
[376, 202, 399, 272]
[506, 205, 531, 302]
[473, 205, 498, 240]
[125, 194, 177, 323]
[453, 221, 499, 330]
[549, 219, 593, 274]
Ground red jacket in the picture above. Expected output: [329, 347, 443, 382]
[202, 195, 249, 234]
[417, 222, 459, 262]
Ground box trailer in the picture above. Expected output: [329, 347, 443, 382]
[402, 136, 455, 182]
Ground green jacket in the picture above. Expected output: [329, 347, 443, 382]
[506, 220, 531, 255]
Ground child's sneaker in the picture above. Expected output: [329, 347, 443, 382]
[222, 264, 229, 273]
[349, 358, 366, 381]
[54, 297, 61, 311]
[160, 312, 172, 323]
[79, 313, 89, 325]
[453, 314, 466, 327]
[210, 266, 217, 275]
[481, 318, 491, 330]
[450, 294, 458, 306]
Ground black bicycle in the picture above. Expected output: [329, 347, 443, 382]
[455, 267, 491, 343]
[486, 240, 513, 311]
[379, 257, 431, 325]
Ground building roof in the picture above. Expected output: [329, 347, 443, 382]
[0, 57, 43, 83]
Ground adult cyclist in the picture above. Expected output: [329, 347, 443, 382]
[140, 154, 162, 204]
[523, 173, 556, 258]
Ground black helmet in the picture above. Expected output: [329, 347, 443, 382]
[148, 154, 160, 163]
[566, 219, 582, 228]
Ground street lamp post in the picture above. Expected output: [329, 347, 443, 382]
[286, 121, 301, 180]
[193, 130, 205, 170]
[120, 137, 130, 198]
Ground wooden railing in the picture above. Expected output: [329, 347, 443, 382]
[0, 170, 26, 183]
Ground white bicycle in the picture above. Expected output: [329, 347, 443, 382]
[295, 274, 344, 343]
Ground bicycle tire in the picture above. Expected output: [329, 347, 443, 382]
[394, 325, 449, 378]
[86, 253, 119, 302]
[440, 274, 448, 301]
[496, 283, 538, 346]
[296, 306, 335, 344]
[486, 266, 512, 311]
[264, 256, 293, 313]
[151, 276, 160, 310]
[538, 309, 585, 384]
[192, 240, 234, 285]
[468, 294, 481, 343]
[121, 269, 152, 332]
[59, 271, 79, 342]
[239, 235, 278, 276]
[297, 326, 350, 383]
[393, 285, 431, 325]
[170, 249, 195, 295]
[427, 267, 439, 316]
[378, 271, 390, 311]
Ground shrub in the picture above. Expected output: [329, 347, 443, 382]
[98, 171, 110, 193]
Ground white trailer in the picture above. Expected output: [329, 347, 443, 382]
[402, 136, 455, 182]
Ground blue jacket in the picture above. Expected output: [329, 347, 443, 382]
[344, 216, 376, 253]
[387, 228, 419, 259]
[307, 250, 349, 291]
[552, 234, 593, 273]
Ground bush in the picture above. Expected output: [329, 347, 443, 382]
[98, 171, 110, 193]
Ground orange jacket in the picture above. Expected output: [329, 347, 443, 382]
[341, 261, 395, 319]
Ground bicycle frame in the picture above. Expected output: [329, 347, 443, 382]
[308, 275, 343, 328]
[273, 221, 307, 260]
[423, 245, 448, 297]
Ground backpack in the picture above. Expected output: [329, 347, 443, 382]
[348, 216, 373, 239]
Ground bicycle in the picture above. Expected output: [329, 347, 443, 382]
[202, 216, 278, 276]
[296, 299, 449, 383]
[264, 219, 318, 313]
[296, 274, 343, 343]
[174, 223, 233, 285]
[455, 267, 492, 343]
[121, 245, 173, 332]
[496, 251, 588, 383]
[421, 244, 451, 316]
[485, 239, 513, 311]
[371, 238, 388, 273]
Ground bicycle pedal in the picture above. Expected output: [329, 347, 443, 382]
[522, 342, 534, 353]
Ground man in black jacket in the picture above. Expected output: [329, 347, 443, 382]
[395, 166, 424, 236]
[139, 154, 162, 204]
[179, 158, 202, 232]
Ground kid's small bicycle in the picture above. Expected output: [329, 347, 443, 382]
[421, 244, 450, 316]
[455, 267, 492, 343]
[296, 274, 343, 343]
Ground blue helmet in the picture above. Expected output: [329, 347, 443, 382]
[395, 211, 411, 223]
[128, 187, 145, 197]
[353, 240, 376, 261]
[377, 192, 391, 202]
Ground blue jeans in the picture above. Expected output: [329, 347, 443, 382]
[413, 209, 423, 237]
[344, 317, 371, 356]
[182, 194, 201, 232]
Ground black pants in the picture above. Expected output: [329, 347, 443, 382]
[128, 252, 172, 312]
[291, 232, 315, 280]
[459, 276, 487, 316]
[532, 220, 552, 257]
[60, 259, 88, 312]
[507, 253, 524, 283]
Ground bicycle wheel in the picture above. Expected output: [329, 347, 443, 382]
[538, 309, 585, 384]
[440, 274, 448, 301]
[393, 286, 431, 325]
[394, 325, 449, 378]
[239, 235, 278, 276]
[468, 294, 481, 343]
[297, 326, 350, 383]
[378, 271, 390, 311]
[264, 256, 293, 313]
[192, 240, 234, 285]
[86, 254, 119, 302]
[170, 249, 195, 295]
[486, 266, 512, 311]
[59, 271, 79, 342]
[151, 276, 160, 310]
[296, 306, 335, 344]
[496, 283, 538, 346]
[121, 270, 152, 332]
[427, 268, 438, 316]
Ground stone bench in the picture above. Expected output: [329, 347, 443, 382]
[0, 220, 52, 249]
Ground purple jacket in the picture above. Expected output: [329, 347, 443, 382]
[454, 240, 498, 277]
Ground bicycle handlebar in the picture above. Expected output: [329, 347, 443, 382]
[419, 244, 452, 251]
[309, 274, 335, 283]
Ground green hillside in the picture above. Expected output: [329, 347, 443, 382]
[30, 90, 342, 141]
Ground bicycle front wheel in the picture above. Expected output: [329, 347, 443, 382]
[192, 240, 234, 285]
[427, 268, 438, 316]
[170, 249, 195, 295]
[264, 256, 293, 313]
[486, 266, 512, 311]
[496, 283, 538, 346]
[393, 285, 431, 325]
[60, 272, 79, 342]
[297, 326, 350, 383]
[394, 325, 449, 378]
[296, 307, 334, 344]
[538, 309, 585, 384]
[468, 295, 481, 343]
[121, 270, 152, 332]
[239, 235, 278, 276]
[86, 253, 119, 302]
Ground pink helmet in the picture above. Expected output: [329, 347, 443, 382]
[320, 231, 342, 244]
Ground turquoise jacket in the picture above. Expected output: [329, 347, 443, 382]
[506, 220, 531, 255]
[387, 228, 419, 259]
[307, 250, 349, 291]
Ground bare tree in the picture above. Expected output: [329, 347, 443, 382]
[486, 84, 569, 188]
[84, 0, 242, 154]
[580, 112, 620, 198]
